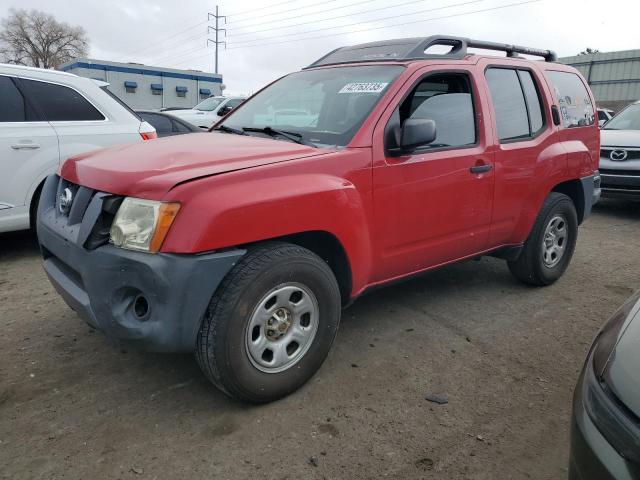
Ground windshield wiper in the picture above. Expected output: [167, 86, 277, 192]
[214, 124, 248, 136]
[242, 126, 316, 147]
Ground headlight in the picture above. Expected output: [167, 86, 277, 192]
[592, 293, 639, 375]
[109, 197, 180, 252]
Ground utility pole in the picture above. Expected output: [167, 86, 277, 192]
[207, 6, 226, 75]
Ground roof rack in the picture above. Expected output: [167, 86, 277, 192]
[305, 35, 558, 69]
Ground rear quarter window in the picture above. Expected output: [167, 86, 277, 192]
[140, 112, 172, 134]
[545, 71, 595, 128]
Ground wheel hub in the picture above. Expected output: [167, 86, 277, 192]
[542, 214, 568, 268]
[266, 307, 292, 340]
[245, 283, 319, 374]
[544, 231, 556, 248]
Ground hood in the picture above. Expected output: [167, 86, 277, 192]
[61, 132, 331, 198]
[603, 293, 640, 417]
[600, 129, 640, 147]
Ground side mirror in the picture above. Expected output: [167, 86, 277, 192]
[217, 105, 232, 117]
[400, 119, 436, 150]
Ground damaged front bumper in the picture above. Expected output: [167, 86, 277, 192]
[37, 175, 244, 352]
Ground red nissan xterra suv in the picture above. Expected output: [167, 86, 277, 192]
[38, 36, 600, 403]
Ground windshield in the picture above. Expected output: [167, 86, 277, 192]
[220, 65, 404, 147]
[603, 104, 640, 130]
[194, 97, 225, 111]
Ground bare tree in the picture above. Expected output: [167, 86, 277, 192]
[0, 9, 88, 69]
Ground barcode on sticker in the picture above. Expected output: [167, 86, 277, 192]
[339, 82, 388, 94]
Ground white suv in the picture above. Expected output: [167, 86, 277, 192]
[166, 96, 245, 129]
[599, 101, 640, 200]
[0, 63, 156, 233]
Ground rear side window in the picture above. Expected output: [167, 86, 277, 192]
[140, 112, 172, 134]
[173, 120, 193, 133]
[0, 76, 38, 122]
[545, 71, 595, 128]
[20, 79, 105, 121]
[486, 69, 530, 141]
[518, 70, 544, 133]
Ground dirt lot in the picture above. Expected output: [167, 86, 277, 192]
[1, 199, 639, 480]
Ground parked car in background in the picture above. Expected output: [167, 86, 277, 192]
[599, 101, 640, 200]
[0, 63, 156, 233]
[570, 290, 640, 480]
[137, 110, 201, 138]
[598, 108, 615, 127]
[166, 96, 246, 128]
[253, 108, 318, 127]
[37, 35, 600, 403]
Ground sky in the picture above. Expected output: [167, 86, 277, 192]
[1, 0, 638, 95]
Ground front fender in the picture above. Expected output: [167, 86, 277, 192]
[162, 170, 373, 294]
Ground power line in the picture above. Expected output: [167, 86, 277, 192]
[224, 0, 301, 17]
[229, 0, 542, 50]
[143, 41, 209, 65]
[166, 0, 540, 67]
[227, 0, 340, 26]
[145, 0, 452, 64]
[230, 0, 490, 46]
[134, 9, 225, 71]
[228, 0, 378, 35]
[227, 0, 446, 38]
[139, 28, 212, 62]
[123, 19, 207, 59]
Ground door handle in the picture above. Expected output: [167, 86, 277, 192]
[470, 164, 493, 174]
[11, 143, 40, 150]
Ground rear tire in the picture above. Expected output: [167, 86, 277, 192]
[508, 192, 578, 286]
[196, 242, 341, 403]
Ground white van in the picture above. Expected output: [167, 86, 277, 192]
[0, 63, 156, 233]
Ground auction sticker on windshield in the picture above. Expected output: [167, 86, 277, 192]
[339, 82, 388, 94]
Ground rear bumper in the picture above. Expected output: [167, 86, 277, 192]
[37, 175, 245, 352]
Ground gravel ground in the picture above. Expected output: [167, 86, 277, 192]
[1, 199, 639, 480]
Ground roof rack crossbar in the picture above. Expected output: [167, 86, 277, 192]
[453, 37, 558, 62]
[305, 35, 557, 69]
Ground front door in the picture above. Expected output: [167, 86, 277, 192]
[371, 68, 494, 281]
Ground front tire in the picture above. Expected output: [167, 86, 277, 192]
[508, 192, 578, 286]
[196, 242, 341, 403]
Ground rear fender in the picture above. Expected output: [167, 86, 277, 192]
[510, 142, 568, 241]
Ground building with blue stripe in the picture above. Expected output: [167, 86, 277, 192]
[59, 58, 223, 110]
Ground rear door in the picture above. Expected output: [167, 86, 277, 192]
[17, 78, 138, 162]
[371, 66, 495, 281]
[479, 61, 558, 245]
[0, 75, 58, 231]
